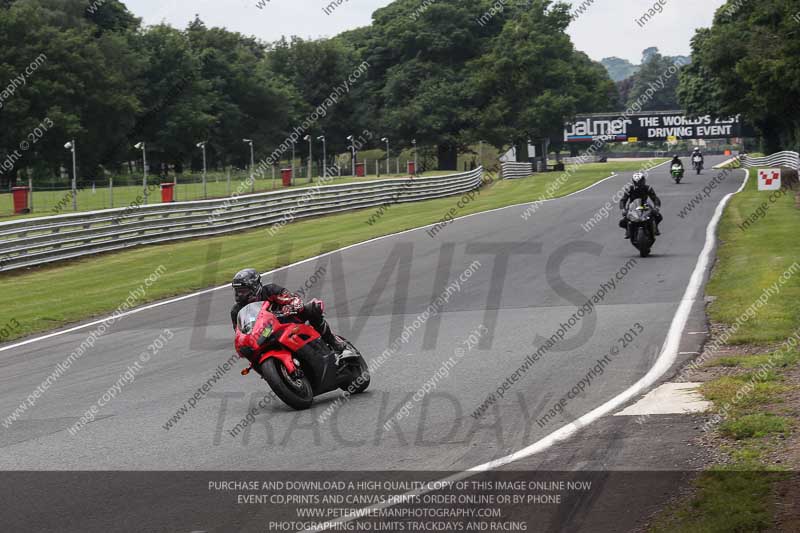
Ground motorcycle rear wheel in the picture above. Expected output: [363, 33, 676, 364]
[262, 358, 314, 410]
[338, 339, 370, 394]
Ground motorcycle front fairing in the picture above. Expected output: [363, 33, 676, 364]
[235, 301, 297, 374]
[626, 199, 653, 224]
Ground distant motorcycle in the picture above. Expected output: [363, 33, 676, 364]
[692, 155, 704, 175]
[671, 164, 684, 184]
[234, 301, 370, 410]
[626, 199, 657, 257]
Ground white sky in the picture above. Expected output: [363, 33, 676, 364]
[123, 0, 727, 63]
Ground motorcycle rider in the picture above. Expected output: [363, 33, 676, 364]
[620, 172, 663, 238]
[230, 268, 352, 357]
[671, 154, 684, 172]
[692, 147, 704, 168]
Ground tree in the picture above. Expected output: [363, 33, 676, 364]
[678, 1, 800, 152]
[0, 0, 141, 184]
[267, 36, 361, 163]
[129, 24, 217, 174]
[343, 0, 491, 170]
[624, 50, 686, 111]
[186, 18, 301, 171]
[471, 0, 616, 161]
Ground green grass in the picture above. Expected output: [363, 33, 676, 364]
[650, 468, 776, 533]
[0, 161, 661, 340]
[651, 356, 793, 532]
[705, 168, 800, 344]
[702, 375, 788, 412]
[710, 351, 800, 369]
[720, 413, 790, 440]
[0, 170, 457, 221]
[650, 167, 798, 532]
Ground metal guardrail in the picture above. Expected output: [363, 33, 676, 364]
[740, 151, 800, 170]
[0, 168, 483, 272]
[501, 162, 533, 180]
[563, 155, 603, 164]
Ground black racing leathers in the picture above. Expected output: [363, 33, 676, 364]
[620, 184, 661, 211]
[620, 184, 663, 231]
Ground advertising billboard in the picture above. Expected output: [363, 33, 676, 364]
[563, 111, 754, 143]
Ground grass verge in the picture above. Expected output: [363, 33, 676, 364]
[649, 167, 799, 532]
[0, 160, 661, 341]
[705, 169, 800, 343]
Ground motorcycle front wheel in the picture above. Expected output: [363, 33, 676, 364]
[633, 227, 651, 258]
[262, 358, 314, 410]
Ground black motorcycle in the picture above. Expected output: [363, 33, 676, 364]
[626, 199, 657, 257]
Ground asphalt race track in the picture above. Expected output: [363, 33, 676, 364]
[0, 156, 745, 530]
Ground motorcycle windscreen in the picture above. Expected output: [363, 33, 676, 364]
[626, 199, 650, 223]
[237, 302, 264, 334]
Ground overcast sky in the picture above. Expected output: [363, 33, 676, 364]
[123, 0, 727, 64]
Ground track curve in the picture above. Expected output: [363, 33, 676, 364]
[0, 156, 741, 472]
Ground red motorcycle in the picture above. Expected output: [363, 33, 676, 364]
[234, 301, 370, 410]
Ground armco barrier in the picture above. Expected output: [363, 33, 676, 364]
[501, 162, 533, 180]
[563, 155, 604, 165]
[740, 151, 799, 171]
[0, 168, 483, 272]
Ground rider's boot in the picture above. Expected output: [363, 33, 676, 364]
[319, 322, 354, 363]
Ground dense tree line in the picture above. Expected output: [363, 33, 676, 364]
[678, 0, 800, 152]
[0, 0, 617, 187]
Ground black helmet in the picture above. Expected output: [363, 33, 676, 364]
[632, 171, 647, 188]
[232, 268, 262, 305]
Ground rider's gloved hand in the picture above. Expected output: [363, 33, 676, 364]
[274, 291, 304, 315]
[280, 303, 299, 315]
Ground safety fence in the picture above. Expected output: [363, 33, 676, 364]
[0, 168, 483, 272]
[562, 155, 604, 165]
[740, 151, 800, 170]
[0, 161, 426, 218]
[501, 162, 533, 180]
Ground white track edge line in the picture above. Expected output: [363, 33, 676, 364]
[300, 167, 749, 533]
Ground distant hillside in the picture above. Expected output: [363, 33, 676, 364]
[602, 48, 690, 82]
[601, 57, 639, 82]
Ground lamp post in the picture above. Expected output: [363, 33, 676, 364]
[64, 140, 77, 211]
[411, 138, 417, 176]
[134, 142, 148, 204]
[347, 135, 356, 177]
[479, 140, 484, 169]
[303, 134, 312, 183]
[291, 140, 296, 183]
[317, 135, 326, 179]
[196, 141, 207, 199]
[381, 137, 389, 176]
[243, 139, 255, 193]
